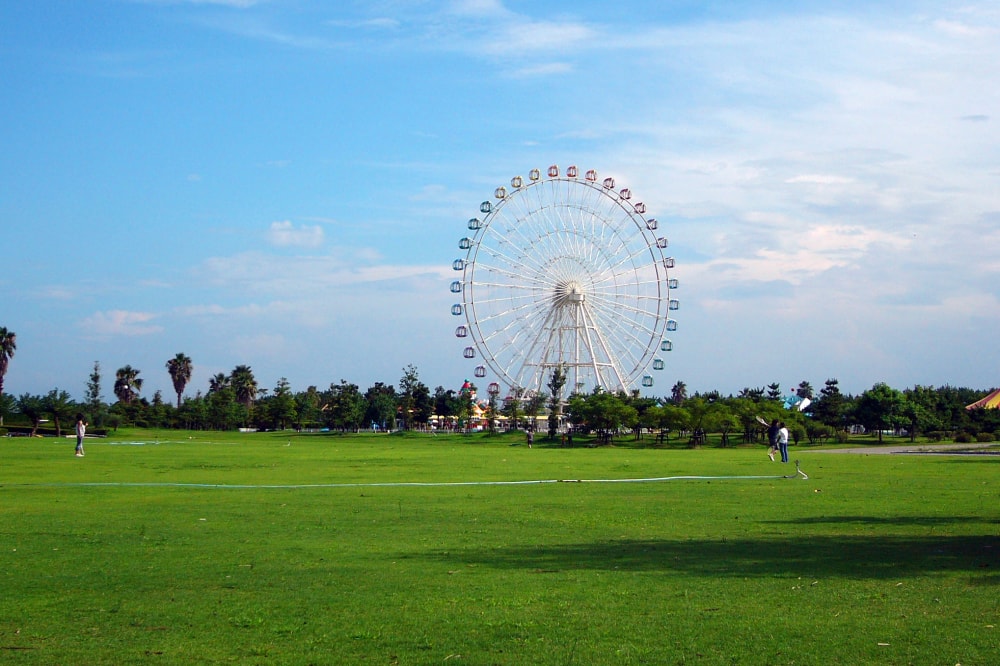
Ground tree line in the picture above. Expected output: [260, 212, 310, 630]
[0, 329, 997, 443]
[566, 379, 999, 446]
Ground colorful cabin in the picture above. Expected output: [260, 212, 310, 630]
[468, 218, 482, 230]
[567, 165, 578, 178]
[463, 347, 476, 359]
[661, 340, 673, 352]
[585, 169, 598, 181]
[642, 376, 654, 387]
[646, 218, 658, 230]
[450, 280, 462, 293]
[455, 325, 468, 338]
[474, 365, 487, 378]
[511, 175, 523, 188]
[653, 359, 665, 370]
[548, 165, 559, 177]
[459, 238, 473, 250]
[669, 299, 680, 310]
[666, 319, 677, 331]
[453, 259, 465, 270]
[480, 201, 492, 214]
[529, 168, 541, 181]
[452, 304, 463, 316]
[494, 186, 506, 199]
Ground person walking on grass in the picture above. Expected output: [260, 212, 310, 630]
[767, 419, 779, 461]
[75, 413, 87, 457]
[777, 421, 790, 463]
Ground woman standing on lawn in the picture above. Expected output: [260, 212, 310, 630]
[75, 413, 86, 457]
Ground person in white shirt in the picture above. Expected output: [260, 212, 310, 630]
[75, 413, 87, 457]
[777, 422, 790, 463]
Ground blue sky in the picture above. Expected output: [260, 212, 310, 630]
[2, 0, 998, 403]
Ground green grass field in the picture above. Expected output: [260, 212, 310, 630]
[1, 430, 997, 665]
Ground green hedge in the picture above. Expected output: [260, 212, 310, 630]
[1, 425, 108, 437]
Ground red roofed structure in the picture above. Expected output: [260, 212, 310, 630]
[966, 388, 1000, 410]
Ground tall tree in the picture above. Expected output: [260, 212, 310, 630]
[113, 365, 143, 404]
[85, 361, 104, 424]
[43, 389, 76, 438]
[294, 386, 323, 430]
[796, 381, 815, 400]
[0, 326, 16, 399]
[0, 392, 15, 427]
[766, 383, 782, 401]
[812, 378, 845, 428]
[546, 365, 567, 437]
[855, 382, 905, 443]
[524, 391, 547, 433]
[166, 353, 193, 409]
[17, 393, 44, 436]
[412, 382, 433, 427]
[364, 382, 397, 431]
[397, 364, 421, 430]
[738, 386, 765, 402]
[670, 380, 688, 405]
[230, 364, 258, 409]
[502, 386, 525, 430]
[208, 373, 230, 393]
[325, 380, 366, 432]
[433, 386, 456, 423]
[268, 377, 296, 430]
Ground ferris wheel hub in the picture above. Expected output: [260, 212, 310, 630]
[554, 281, 586, 306]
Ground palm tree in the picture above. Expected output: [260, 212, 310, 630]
[0, 327, 16, 399]
[165, 353, 193, 408]
[230, 364, 258, 409]
[43, 388, 76, 438]
[113, 365, 143, 404]
[208, 372, 230, 393]
[17, 393, 44, 436]
[670, 380, 688, 405]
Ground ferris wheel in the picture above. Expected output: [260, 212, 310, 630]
[450, 165, 678, 396]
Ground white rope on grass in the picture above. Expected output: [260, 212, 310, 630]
[7, 462, 808, 489]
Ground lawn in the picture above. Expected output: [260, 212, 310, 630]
[1, 430, 997, 665]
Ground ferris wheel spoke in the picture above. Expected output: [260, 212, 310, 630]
[575, 301, 630, 389]
[587, 290, 664, 334]
[476, 232, 566, 283]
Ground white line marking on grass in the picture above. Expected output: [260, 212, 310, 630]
[6, 463, 809, 489]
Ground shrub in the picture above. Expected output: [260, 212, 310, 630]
[926, 431, 945, 442]
[834, 430, 851, 444]
[954, 432, 973, 443]
[975, 433, 995, 443]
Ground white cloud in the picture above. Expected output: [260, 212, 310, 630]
[80, 310, 162, 337]
[785, 174, 855, 185]
[507, 62, 574, 78]
[480, 21, 594, 56]
[267, 221, 324, 248]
